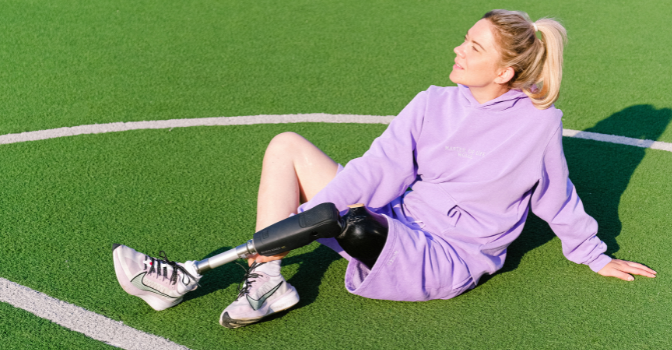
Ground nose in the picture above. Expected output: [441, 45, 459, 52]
[454, 43, 465, 58]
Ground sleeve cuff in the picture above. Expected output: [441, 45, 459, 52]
[588, 254, 612, 272]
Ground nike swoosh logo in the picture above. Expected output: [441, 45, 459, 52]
[181, 274, 191, 286]
[246, 282, 283, 311]
[130, 272, 176, 299]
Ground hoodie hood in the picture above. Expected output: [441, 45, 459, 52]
[457, 84, 529, 111]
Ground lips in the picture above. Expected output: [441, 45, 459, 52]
[453, 61, 464, 70]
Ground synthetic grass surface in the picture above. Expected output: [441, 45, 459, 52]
[0, 0, 670, 139]
[0, 302, 115, 349]
[1, 0, 671, 348]
[1, 124, 670, 349]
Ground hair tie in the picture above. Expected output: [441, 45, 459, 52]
[532, 22, 538, 32]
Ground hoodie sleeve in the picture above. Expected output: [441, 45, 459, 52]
[298, 91, 427, 213]
[530, 125, 612, 272]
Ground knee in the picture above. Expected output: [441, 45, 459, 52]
[266, 132, 307, 156]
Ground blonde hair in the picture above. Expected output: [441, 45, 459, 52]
[483, 10, 567, 110]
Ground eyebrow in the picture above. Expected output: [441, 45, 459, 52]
[465, 33, 486, 52]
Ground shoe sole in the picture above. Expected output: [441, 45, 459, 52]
[219, 284, 300, 329]
[112, 244, 183, 311]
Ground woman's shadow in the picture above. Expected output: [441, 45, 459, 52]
[489, 104, 671, 280]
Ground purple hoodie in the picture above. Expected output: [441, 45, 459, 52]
[299, 85, 611, 300]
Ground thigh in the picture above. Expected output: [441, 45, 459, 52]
[283, 133, 339, 202]
[256, 132, 339, 232]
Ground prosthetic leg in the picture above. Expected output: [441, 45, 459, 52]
[194, 203, 388, 274]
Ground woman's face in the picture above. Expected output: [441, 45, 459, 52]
[449, 19, 505, 88]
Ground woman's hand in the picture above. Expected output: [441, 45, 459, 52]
[247, 251, 290, 264]
[597, 259, 657, 281]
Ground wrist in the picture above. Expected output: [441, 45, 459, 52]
[588, 254, 612, 272]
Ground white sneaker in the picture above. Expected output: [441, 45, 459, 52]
[112, 244, 201, 311]
[219, 262, 299, 328]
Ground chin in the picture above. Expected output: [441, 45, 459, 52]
[449, 71, 462, 85]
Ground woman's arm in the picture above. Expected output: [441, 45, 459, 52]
[298, 91, 428, 213]
[530, 126, 656, 280]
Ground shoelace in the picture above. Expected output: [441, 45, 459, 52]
[144, 251, 199, 286]
[235, 261, 266, 299]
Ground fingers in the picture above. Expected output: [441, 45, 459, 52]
[614, 259, 657, 278]
[247, 254, 258, 265]
[254, 255, 281, 263]
[620, 260, 657, 277]
[606, 269, 636, 281]
[249, 251, 290, 264]
[598, 259, 657, 281]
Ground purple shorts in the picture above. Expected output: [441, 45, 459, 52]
[316, 166, 475, 302]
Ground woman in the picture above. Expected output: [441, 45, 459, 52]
[112, 10, 657, 329]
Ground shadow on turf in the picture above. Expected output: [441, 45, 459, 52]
[480, 104, 671, 285]
[183, 245, 341, 311]
[181, 246, 243, 302]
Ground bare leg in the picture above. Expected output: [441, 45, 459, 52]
[250, 132, 338, 263]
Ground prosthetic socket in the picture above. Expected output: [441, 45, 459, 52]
[194, 203, 388, 274]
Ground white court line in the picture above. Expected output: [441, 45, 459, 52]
[0, 277, 188, 350]
[0, 114, 395, 145]
[0, 113, 670, 349]
[562, 129, 672, 152]
[0, 114, 670, 152]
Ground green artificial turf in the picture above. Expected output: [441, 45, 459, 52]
[0, 124, 670, 349]
[0, 0, 670, 139]
[1, 0, 671, 348]
[0, 302, 115, 350]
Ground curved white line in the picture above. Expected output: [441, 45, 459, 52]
[0, 114, 670, 152]
[0, 113, 670, 349]
[0, 277, 188, 350]
[562, 129, 672, 152]
[0, 114, 395, 145]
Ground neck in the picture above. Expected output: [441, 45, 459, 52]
[468, 83, 511, 104]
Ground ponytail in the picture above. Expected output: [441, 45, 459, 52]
[483, 10, 568, 110]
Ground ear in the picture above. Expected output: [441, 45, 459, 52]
[494, 66, 515, 84]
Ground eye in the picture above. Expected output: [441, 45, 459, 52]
[472, 45, 479, 52]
